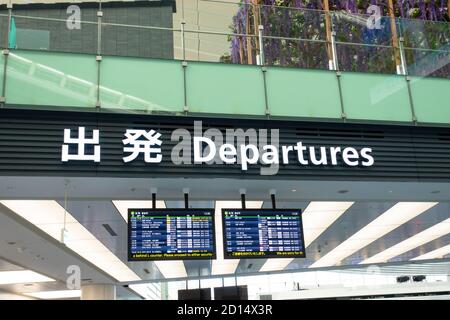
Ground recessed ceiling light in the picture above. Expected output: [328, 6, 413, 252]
[291, 189, 297, 192]
[260, 202, 354, 272]
[129, 283, 161, 300]
[0, 270, 55, 285]
[411, 244, 450, 261]
[338, 190, 349, 194]
[361, 216, 450, 264]
[154, 261, 187, 278]
[302, 201, 354, 247]
[25, 290, 81, 300]
[1, 200, 141, 282]
[260, 258, 295, 272]
[310, 202, 438, 268]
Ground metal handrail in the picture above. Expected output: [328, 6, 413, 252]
[2, 6, 448, 78]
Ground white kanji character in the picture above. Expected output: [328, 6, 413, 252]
[123, 129, 162, 163]
[61, 127, 100, 162]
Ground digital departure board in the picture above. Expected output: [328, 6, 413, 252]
[222, 209, 305, 259]
[128, 209, 215, 261]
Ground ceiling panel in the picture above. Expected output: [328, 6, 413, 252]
[287, 201, 397, 270]
[1, 193, 449, 283]
[344, 202, 449, 265]
[400, 234, 450, 262]
[0, 259, 24, 272]
[56, 200, 127, 260]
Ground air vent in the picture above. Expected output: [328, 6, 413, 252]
[102, 224, 117, 237]
[437, 133, 450, 141]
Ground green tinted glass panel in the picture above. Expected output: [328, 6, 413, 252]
[6, 50, 96, 108]
[340, 72, 412, 122]
[100, 56, 184, 113]
[186, 62, 266, 115]
[0, 14, 7, 49]
[410, 76, 450, 124]
[0, 53, 4, 95]
[266, 67, 342, 119]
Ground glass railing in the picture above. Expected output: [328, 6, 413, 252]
[0, 0, 449, 123]
[0, 1, 448, 77]
[399, 18, 450, 77]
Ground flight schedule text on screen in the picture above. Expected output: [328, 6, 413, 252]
[128, 209, 216, 261]
[222, 209, 305, 259]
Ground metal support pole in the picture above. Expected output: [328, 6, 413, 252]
[240, 189, 246, 209]
[258, 25, 264, 66]
[96, 10, 103, 109]
[270, 194, 276, 209]
[398, 37, 407, 76]
[329, 25, 346, 120]
[388, 0, 403, 75]
[152, 193, 156, 209]
[262, 66, 270, 117]
[405, 75, 417, 124]
[181, 13, 188, 113]
[330, 31, 339, 71]
[182, 60, 188, 113]
[323, 1, 334, 71]
[183, 188, 189, 209]
[181, 21, 186, 62]
[184, 193, 189, 209]
[1, 4, 13, 105]
[396, 25, 416, 124]
[336, 71, 346, 120]
[150, 187, 157, 209]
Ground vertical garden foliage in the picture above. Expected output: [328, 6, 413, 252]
[228, 0, 449, 77]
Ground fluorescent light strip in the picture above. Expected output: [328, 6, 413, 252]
[0, 270, 55, 285]
[411, 244, 450, 261]
[112, 200, 188, 279]
[309, 202, 438, 268]
[1, 200, 140, 282]
[361, 217, 450, 264]
[129, 284, 161, 300]
[25, 290, 81, 300]
[154, 260, 188, 279]
[259, 258, 294, 272]
[260, 201, 354, 272]
[211, 200, 263, 276]
[112, 200, 166, 222]
[303, 202, 355, 247]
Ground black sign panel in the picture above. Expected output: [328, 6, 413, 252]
[128, 208, 216, 261]
[222, 209, 305, 259]
[1, 108, 450, 182]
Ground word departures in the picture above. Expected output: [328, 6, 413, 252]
[61, 121, 374, 176]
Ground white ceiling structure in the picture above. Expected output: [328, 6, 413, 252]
[0, 176, 449, 299]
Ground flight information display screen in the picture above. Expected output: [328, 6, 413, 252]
[128, 209, 215, 261]
[222, 209, 305, 259]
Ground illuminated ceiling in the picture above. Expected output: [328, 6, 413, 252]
[0, 176, 449, 298]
